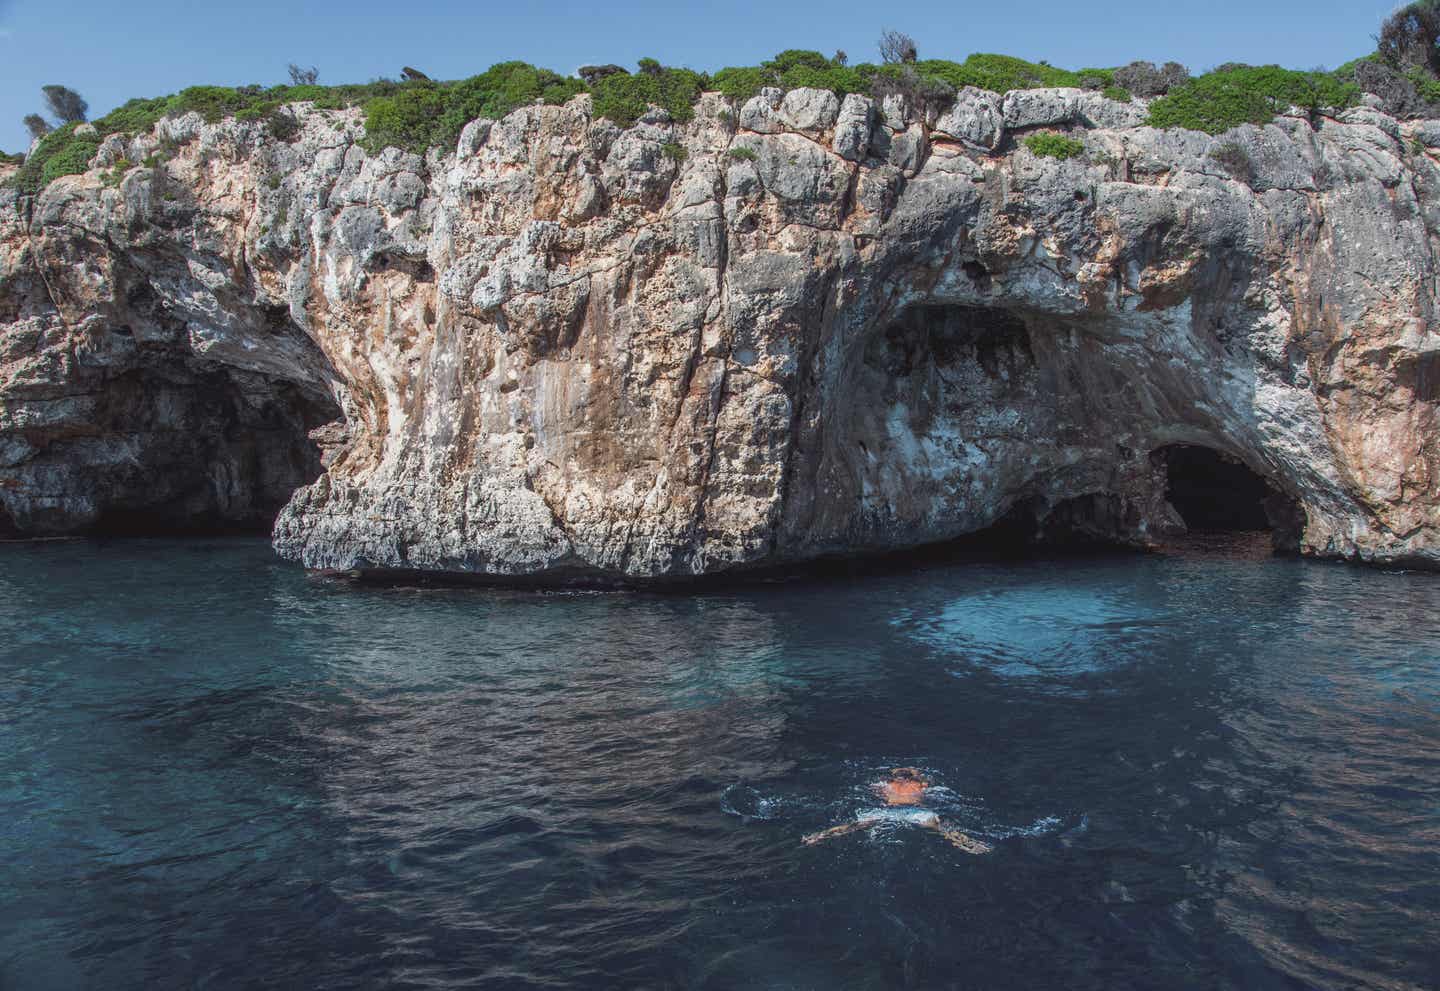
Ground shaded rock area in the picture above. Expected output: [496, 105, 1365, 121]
[2, 86, 1438, 576]
[0, 174, 340, 534]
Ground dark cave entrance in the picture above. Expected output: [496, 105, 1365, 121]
[1157, 445, 1304, 551]
[70, 373, 339, 540]
[1163, 445, 1271, 531]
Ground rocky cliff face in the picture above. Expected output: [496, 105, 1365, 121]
[2, 85, 1438, 576]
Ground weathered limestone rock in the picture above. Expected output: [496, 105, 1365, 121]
[932, 88, 1005, 150]
[2, 87, 1438, 573]
[832, 94, 873, 161]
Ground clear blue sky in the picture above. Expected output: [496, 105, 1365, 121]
[0, 0, 1400, 154]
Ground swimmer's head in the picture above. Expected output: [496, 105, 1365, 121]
[889, 766, 925, 783]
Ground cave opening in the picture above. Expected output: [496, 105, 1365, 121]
[1157, 445, 1303, 550]
[74, 374, 339, 540]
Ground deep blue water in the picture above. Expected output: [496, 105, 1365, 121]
[2, 539, 1439, 990]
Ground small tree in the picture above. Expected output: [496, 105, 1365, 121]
[1208, 142, 1255, 183]
[1113, 61, 1190, 98]
[578, 64, 628, 86]
[878, 29, 918, 65]
[42, 85, 88, 124]
[1379, 0, 1440, 72]
[287, 63, 319, 86]
[23, 113, 52, 139]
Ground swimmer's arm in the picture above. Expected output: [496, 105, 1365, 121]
[932, 821, 994, 855]
[801, 818, 879, 846]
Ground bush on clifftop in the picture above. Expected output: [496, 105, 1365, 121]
[712, 50, 865, 103]
[590, 61, 706, 127]
[362, 62, 586, 153]
[6, 124, 101, 193]
[0, 45, 1392, 196]
[1146, 64, 1360, 133]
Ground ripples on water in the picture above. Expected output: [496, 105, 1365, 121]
[1, 540, 1438, 989]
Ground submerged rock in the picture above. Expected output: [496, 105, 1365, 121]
[1, 89, 1437, 574]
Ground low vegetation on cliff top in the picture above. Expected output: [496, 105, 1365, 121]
[12, 4, 1440, 194]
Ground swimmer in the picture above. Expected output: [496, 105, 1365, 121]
[800, 767, 993, 855]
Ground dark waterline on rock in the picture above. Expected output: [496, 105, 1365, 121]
[2, 538, 1438, 990]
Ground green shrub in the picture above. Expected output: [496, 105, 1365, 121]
[41, 131, 102, 185]
[1023, 132, 1085, 159]
[765, 49, 867, 95]
[1208, 141, 1255, 181]
[1103, 86, 1132, 102]
[897, 54, 1115, 95]
[4, 123, 102, 193]
[357, 62, 587, 154]
[727, 146, 758, 161]
[590, 61, 705, 127]
[266, 109, 302, 141]
[712, 50, 868, 104]
[1408, 66, 1440, 103]
[660, 142, 687, 162]
[1146, 64, 1359, 133]
[102, 158, 133, 187]
[93, 97, 170, 135]
[170, 85, 255, 123]
[712, 66, 771, 103]
[360, 82, 448, 153]
[0, 151, 23, 166]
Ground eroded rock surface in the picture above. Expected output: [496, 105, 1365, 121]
[2, 88, 1437, 573]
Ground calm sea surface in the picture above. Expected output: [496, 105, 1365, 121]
[1, 539, 1437, 990]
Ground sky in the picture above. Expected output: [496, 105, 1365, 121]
[0, 0, 1407, 154]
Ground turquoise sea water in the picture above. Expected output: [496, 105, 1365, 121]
[2, 539, 1438, 989]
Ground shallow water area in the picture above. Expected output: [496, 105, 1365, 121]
[2, 538, 1439, 989]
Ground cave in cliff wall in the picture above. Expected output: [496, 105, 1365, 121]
[86, 373, 341, 537]
[843, 300, 1313, 562]
[1155, 445, 1305, 552]
[1, 359, 340, 539]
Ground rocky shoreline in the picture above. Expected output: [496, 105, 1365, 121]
[3, 84, 1438, 578]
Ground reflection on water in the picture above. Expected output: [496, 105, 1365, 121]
[894, 585, 1168, 681]
[1, 540, 1438, 989]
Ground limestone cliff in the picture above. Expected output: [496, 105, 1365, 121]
[2, 85, 1438, 576]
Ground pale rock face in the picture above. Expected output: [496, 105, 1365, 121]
[778, 88, 839, 135]
[932, 88, 1005, 150]
[832, 94, 873, 161]
[2, 87, 1438, 575]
